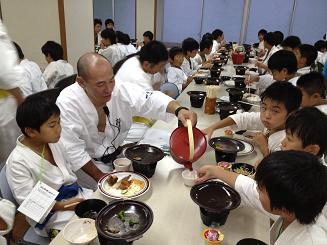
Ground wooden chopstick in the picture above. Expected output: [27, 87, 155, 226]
[64, 201, 81, 208]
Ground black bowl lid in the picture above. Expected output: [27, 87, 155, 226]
[209, 137, 245, 153]
[96, 200, 153, 240]
[236, 238, 268, 245]
[187, 91, 206, 97]
[125, 144, 164, 163]
[226, 88, 244, 95]
[220, 76, 231, 81]
[216, 102, 240, 111]
[231, 163, 256, 176]
[190, 181, 241, 212]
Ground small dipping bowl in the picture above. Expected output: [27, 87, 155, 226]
[182, 169, 198, 187]
[113, 157, 132, 171]
[202, 228, 224, 244]
[187, 91, 206, 108]
[75, 199, 107, 220]
[217, 161, 232, 171]
[194, 76, 206, 84]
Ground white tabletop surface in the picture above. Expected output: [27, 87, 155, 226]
[50, 61, 269, 245]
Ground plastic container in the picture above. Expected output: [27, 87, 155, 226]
[202, 228, 224, 244]
[182, 169, 198, 187]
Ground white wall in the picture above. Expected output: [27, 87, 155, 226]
[0, 0, 61, 70]
[64, 0, 94, 72]
[136, 0, 154, 41]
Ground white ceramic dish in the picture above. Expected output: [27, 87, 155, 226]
[98, 171, 150, 199]
[63, 218, 97, 245]
[243, 93, 261, 103]
[224, 80, 235, 87]
[237, 140, 255, 156]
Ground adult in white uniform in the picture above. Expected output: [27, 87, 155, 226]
[0, 21, 23, 168]
[115, 41, 168, 91]
[56, 53, 197, 186]
[99, 29, 124, 67]
[6, 96, 92, 237]
[181, 38, 199, 76]
[41, 41, 74, 88]
[197, 151, 327, 245]
[13, 42, 47, 97]
[0, 199, 15, 245]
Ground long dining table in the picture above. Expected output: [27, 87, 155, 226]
[50, 59, 270, 245]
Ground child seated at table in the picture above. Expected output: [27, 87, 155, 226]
[247, 50, 298, 94]
[211, 29, 225, 54]
[196, 150, 327, 245]
[167, 47, 193, 93]
[293, 44, 318, 79]
[203, 82, 302, 156]
[6, 95, 93, 238]
[193, 38, 213, 69]
[181, 38, 199, 76]
[281, 107, 327, 165]
[281, 35, 301, 51]
[314, 40, 327, 66]
[296, 72, 327, 114]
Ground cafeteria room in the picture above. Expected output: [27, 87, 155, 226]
[0, 0, 327, 244]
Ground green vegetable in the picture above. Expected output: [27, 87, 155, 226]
[117, 211, 125, 222]
[129, 219, 139, 227]
[121, 189, 128, 194]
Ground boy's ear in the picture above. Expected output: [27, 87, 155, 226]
[312, 93, 322, 100]
[304, 144, 320, 155]
[24, 128, 38, 138]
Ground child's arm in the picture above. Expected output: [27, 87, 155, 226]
[253, 132, 269, 157]
[182, 76, 193, 90]
[202, 117, 236, 139]
[196, 165, 239, 188]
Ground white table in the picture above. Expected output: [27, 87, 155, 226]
[51, 62, 269, 245]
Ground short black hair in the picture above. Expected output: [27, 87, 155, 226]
[115, 31, 124, 43]
[212, 29, 223, 40]
[105, 18, 114, 27]
[202, 33, 214, 42]
[41, 41, 64, 61]
[258, 29, 268, 36]
[268, 50, 297, 74]
[273, 31, 284, 45]
[168, 46, 183, 60]
[101, 28, 116, 44]
[285, 107, 327, 156]
[143, 31, 154, 41]
[281, 36, 301, 49]
[200, 38, 213, 52]
[122, 33, 131, 45]
[296, 72, 326, 98]
[139, 41, 168, 65]
[16, 95, 60, 136]
[263, 32, 276, 46]
[298, 44, 318, 66]
[255, 150, 327, 225]
[314, 40, 327, 52]
[182, 37, 199, 55]
[261, 81, 302, 114]
[94, 18, 102, 26]
[12, 42, 24, 60]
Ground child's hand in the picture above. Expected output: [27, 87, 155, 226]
[202, 126, 215, 140]
[245, 75, 258, 85]
[196, 165, 220, 183]
[187, 76, 193, 83]
[253, 132, 269, 157]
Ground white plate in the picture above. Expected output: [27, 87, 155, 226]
[224, 80, 235, 87]
[98, 171, 150, 199]
[243, 93, 261, 103]
[237, 140, 255, 156]
[218, 96, 230, 102]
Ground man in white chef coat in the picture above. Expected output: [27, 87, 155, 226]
[57, 53, 197, 188]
